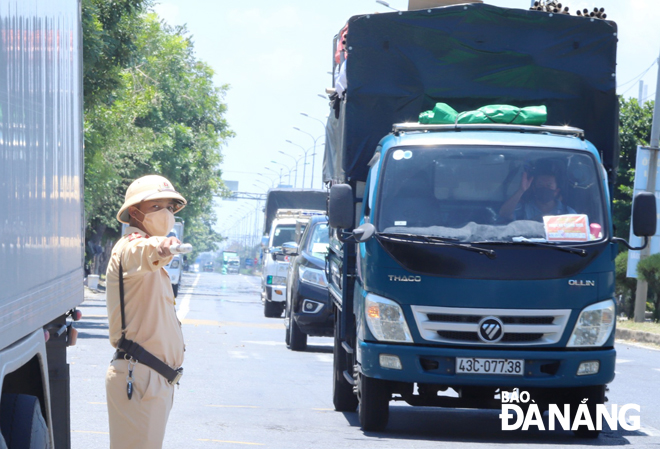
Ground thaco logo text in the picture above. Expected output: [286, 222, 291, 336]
[499, 389, 640, 431]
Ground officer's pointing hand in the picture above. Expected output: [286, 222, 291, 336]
[158, 236, 181, 257]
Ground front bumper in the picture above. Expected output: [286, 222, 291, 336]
[293, 282, 333, 336]
[265, 285, 286, 303]
[358, 341, 615, 388]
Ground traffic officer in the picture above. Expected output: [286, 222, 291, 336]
[105, 175, 187, 449]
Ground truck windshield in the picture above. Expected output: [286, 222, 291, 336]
[272, 225, 297, 247]
[375, 145, 606, 244]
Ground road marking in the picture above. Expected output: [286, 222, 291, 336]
[242, 341, 284, 346]
[73, 430, 109, 435]
[316, 354, 333, 363]
[182, 319, 282, 329]
[312, 408, 334, 411]
[205, 405, 259, 409]
[177, 274, 201, 321]
[198, 439, 264, 446]
[655, 368, 660, 372]
[228, 351, 249, 359]
[617, 359, 632, 363]
[88, 402, 107, 405]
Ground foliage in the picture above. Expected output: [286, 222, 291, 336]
[615, 251, 637, 318]
[635, 253, 660, 321]
[83, 3, 234, 264]
[612, 97, 654, 238]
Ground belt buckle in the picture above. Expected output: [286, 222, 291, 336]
[170, 368, 183, 385]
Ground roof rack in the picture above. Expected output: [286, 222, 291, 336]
[392, 123, 585, 139]
[274, 209, 325, 220]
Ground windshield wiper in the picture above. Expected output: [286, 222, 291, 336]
[474, 239, 588, 257]
[377, 232, 496, 259]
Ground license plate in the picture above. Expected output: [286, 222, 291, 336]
[456, 357, 524, 375]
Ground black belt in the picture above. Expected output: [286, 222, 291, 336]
[116, 258, 183, 386]
[113, 342, 183, 385]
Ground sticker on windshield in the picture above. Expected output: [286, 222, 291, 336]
[403, 150, 413, 159]
[543, 214, 589, 242]
[392, 150, 404, 160]
[394, 221, 407, 226]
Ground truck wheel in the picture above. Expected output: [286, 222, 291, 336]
[571, 385, 605, 439]
[288, 313, 307, 351]
[358, 373, 390, 432]
[0, 394, 49, 449]
[332, 326, 358, 412]
[264, 301, 283, 318]
[172, 283, 179, 298]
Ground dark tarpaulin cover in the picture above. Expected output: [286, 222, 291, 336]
[263, 189, 328, 234]
[323, 3, 618, 184]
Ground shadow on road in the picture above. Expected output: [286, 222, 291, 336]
[342, 406, 640, 446]
[303, 344, 333, 354]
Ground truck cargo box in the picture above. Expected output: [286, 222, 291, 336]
[263, 189, 328, 234]
[323, 3, 618, 183]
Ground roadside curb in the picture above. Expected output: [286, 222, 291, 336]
[616, 328, 660, 345]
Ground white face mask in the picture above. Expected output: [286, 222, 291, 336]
[138, 208, 175, 237]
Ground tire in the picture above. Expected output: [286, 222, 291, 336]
[0, 394, 50, 449]
[333, 322, 358, 412]
[572, 385, 605, 439]
[284, 302, 291, 346]
[172, 283, 179, 298]
[288, 312, 307, 351]
[358, 374, 390, 432]
[264, 300, 283, 318]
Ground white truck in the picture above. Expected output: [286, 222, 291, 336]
[260, 189, 327, 318]
[0, 1, 83, 448]
[164, 221, 185, 297]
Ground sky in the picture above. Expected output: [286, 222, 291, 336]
[152, 0, 660, 243]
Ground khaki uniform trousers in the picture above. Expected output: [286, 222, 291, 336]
[106, 358, 175, 449]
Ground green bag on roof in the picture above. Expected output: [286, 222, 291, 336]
[458, 104, 547, 125]
[418, 102, 457, 124]
[419, 103, 547, 126]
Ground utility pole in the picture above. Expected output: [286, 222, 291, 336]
[634, 48, 660, 322]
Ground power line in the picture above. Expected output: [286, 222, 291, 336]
[618, 60, 657, 96]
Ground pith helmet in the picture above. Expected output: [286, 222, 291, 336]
[117, 175, 187, 224]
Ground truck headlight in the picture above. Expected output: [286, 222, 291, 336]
[567, 299, 615, 347]
[299, 266, 327, 288]
[365, 294, 413, 343]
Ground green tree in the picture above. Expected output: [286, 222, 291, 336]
[614, 251, 637, 317]
[83, 4, 233, 268]
[613, 97, 654, 238]
[636, 253, 660, 321]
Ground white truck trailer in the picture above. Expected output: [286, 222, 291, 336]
[0, 1, 83, 448]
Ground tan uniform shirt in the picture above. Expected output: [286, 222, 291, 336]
[105, 226, 184, 369]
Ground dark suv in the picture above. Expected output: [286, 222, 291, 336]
[283, 216, 332, 351]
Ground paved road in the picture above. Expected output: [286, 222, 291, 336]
[70, 272, 660, 448]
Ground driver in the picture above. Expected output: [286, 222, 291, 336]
[499, 166, 575, 222]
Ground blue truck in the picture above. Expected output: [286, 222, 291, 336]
[324, 3, 656, 437]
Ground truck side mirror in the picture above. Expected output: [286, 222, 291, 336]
[282, 242, 299, 256]
[632, 191, 657, 237]
[261, 236, 269, 248]
[270, 248, 283, 261]
[328, 184, 354, 229]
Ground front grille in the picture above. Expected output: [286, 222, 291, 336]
[412, 305, 571, 346]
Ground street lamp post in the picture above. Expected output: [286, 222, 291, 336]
[299, 114, 327, 188]
[271, 160, 295, 186]
[264, 167, 282, 186]
[278, 151, 304, 188]
[286, 139, 310, 188]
